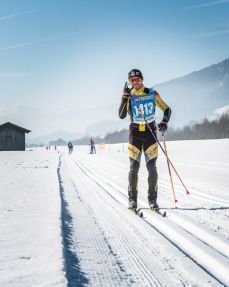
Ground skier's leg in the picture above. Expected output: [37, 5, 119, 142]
[146, 158, 158, 207]
[128, 158, 140, 208]
[144, 135, 159, 208]
[128, 131, 142, 209]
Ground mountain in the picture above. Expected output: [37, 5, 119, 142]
[24, 58, 229, 143]
[84, 119, 129, 137]
[154, 58, 229, 127]
[27, 130, 82, 145]
[27, 120, 129, 145]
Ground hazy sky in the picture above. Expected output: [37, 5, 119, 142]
[0, 0, 229, 137]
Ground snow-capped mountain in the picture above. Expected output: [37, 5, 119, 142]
[155, 58, 229, 127]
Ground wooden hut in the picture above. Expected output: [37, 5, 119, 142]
[0, 122, 31, 151]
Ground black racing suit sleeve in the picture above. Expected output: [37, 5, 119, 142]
[163, 107, 172, 123]
[119, 97, 129, 119]
[154, 90, 171, 123]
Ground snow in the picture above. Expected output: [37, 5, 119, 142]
[0, 151, 66, 287]
[0, 139, 229, 286]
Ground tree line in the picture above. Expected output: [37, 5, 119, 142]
[32, 112, 228, 147]
[164, 112, 229, 141]
[104, 112, 229, 143]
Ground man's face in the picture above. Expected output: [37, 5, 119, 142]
[129, 77, 143, 90]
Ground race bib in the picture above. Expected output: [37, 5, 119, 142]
[130, 90, 156, 123]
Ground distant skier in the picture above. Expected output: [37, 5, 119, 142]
[119, 69, 171, 211]
[89, 138, 96, 154]
[68, 141, 73, 154]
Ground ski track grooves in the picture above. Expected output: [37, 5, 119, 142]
[59, 155, 172, 286]
[71, 161, 172, 286]
[62, 155, 190, 286]
[57, 157, 89, 287]
[81, 157, 229, 243]
[73, 157, 229, 286]
[92, 158, 229, 207]
[59, 156, 132, 286]
[75, 157, 229, 258]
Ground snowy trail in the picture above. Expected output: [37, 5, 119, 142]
[74, 148, 229, 242]
[72, 156, 229, 285]
[59, 155, 187, 286]
[80, 154, 229, 207]
[74, 157, 229, 259]
[1, 141, 228, 286]
[59, 151, 228, 286]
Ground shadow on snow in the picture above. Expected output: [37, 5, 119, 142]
[58, 163, 89, 287]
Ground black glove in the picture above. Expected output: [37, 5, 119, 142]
[157, 121, 168, 133]
[123, 82, 131, 94]
[122, 82, 131, 100]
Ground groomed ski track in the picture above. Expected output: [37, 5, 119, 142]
[59, 151, 229, 287]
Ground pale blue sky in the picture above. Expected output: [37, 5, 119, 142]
[0, 0, 229, 136]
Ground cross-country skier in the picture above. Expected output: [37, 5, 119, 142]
[89, 138, 96, 154]
[67, 141, 73, 154]
[119, 69, 171, 211]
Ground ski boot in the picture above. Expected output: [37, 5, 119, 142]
[128, 200, 137, 211]
[128, 200, 143, 217]
[149, 200, 159, 211]
[149, 201, 166, 217]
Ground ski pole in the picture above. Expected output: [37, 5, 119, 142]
[130, 95, 190, 195]
[162, 133, 178, 203]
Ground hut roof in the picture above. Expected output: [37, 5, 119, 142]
[0, 122, 31, 133]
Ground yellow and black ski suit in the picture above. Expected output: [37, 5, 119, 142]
[119, 85, 171, 206]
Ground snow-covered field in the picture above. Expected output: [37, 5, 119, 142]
[0, 139, 229, 286]
[0, 151, 66, 286]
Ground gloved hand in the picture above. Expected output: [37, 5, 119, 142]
[122, 82, 131, 99]
[157, 121, 168, 133]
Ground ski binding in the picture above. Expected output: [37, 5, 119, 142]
[128, 207, 143, 218]
[151, 208, 166, 217]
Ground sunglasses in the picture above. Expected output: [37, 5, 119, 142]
[129, 77, 142, 83]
